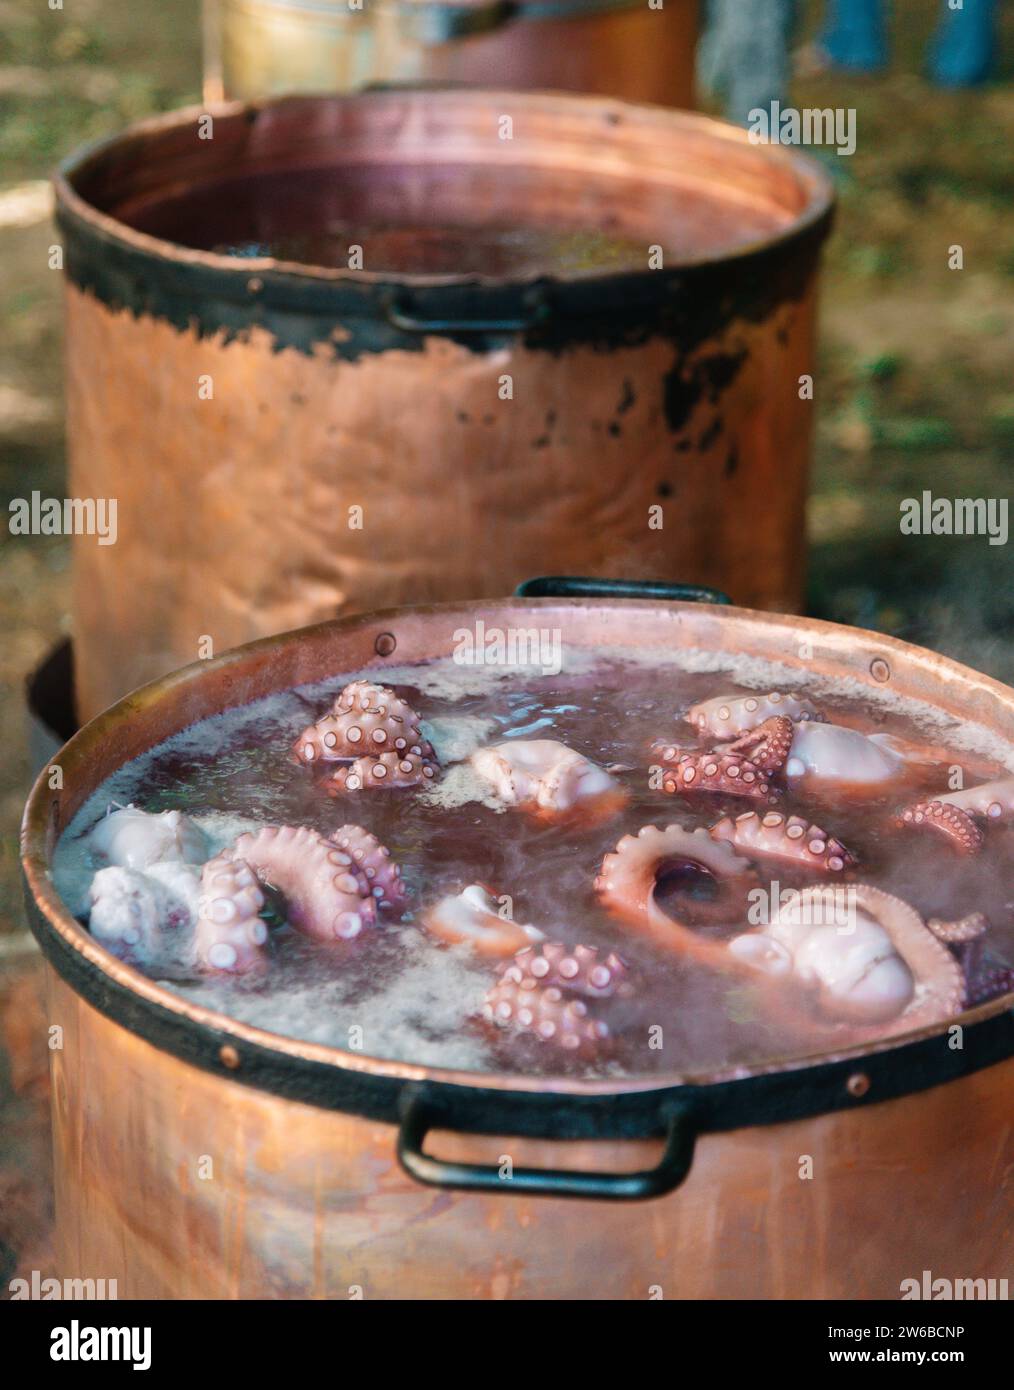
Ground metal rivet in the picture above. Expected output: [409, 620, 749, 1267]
[846, 1072, 870, 1098]
[219, 1044, 241, 1070]
[870, 658, 890, 683]
[246, 276, 263, 295]
[374, 631, 396, 657]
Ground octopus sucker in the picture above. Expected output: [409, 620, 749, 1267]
[686, 691, 822, 738]
[423, 884, 546, 957]
[926, 913, 1013, 1008]
[927, 912, 989, 945]
[509, 941, 633, 999]
[938, 775, 1014, 823]
[293, 680, 434, 764]
[326, 750, 437, 795]
[481, 941, 629, 1054]
[595, 823, 757, 963]
[470, 739, 627, 825]
[710, 810, 855, 874]
[898, 799, 984, 855]
[328, 824, 408, 912]
[659, 751, 777, 803]
[728, 884, 965, 1038]
[195, 824, 404, 971]
[714, 715, 795, 775]
[195, 855, 268, 974]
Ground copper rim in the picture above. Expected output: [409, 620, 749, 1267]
[53, 87, 835, 292]
[21, 595, 1014, 1114]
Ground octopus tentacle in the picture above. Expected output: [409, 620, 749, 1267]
[595, 823, 757, 963]
[195, 856, 268, 973]
[687, 691, 821, 738]
[328, 824, 408, 912]
[927, 913, 1013, 1008]
[729, 884, 965, 1039]
[470, 739, 626, 825]
[482, 941, 627, 1053]
[327, 750, 438, 794]
[209, 825, 377, 954]
[938, 776, 1014, 822]
[898, 800, 984, 855]
[710, 810, 855, 873]
[293, 680, 433, 764]
[509, 941, 632, 999]
[927, 912, 988, 945]
[423, 884, 545, 957]
[714, 715, 795, 775]
[660, 751, 777, 803]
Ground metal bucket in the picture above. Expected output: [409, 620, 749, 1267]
[206, 0, 699, 107]
[21, 580, 1014, 1298]
[56, 88, 834, 721]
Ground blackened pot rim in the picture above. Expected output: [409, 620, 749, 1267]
[53, 88, 836, 305]
[20, 597, 1014, 1141]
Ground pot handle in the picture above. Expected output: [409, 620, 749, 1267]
[396, 1098, 697, 1201]
[516, 575, 733, 605]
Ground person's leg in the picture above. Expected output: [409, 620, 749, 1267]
[819, 0, 890, 71]
[697, 0, 799, 126]
[928, 0, 998, 86]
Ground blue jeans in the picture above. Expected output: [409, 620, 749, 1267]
[820, 0, 998, 85]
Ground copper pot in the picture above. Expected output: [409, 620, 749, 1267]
[207, 0, 699, 108]
[21, 579, 1014, 1298]
[56, 88, 834, 721]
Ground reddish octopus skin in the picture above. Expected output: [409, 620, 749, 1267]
[482, 942, 628, 1054]
[714, 715, 795, 775]
[928, 913, 1014, 1008]
[196, 824, 405, 973]
[686, 691, 821, 738]
[423, 884, 545, 958]
[293, 680, 434, 764]
[595, 823, 758, 964]
[710, 810, 855, 874]
[938, 775, 1014, 823]
[328, 824, 408, 912]
[326, 750, 438, 794]
[728, 884, 967, 1043]
[897, 799, 984, 855]
[658, 750, 778, 803]
[596, 822, 965, 1041]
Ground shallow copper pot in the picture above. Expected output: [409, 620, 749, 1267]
[21, 580, 1014, 1299]
[209, 0, 699, 108]
[55, 88, 834, 721]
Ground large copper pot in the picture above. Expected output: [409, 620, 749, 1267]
[56, 88, 834, 721]
[206, 0, 699, 107]
[21, 579, 1014, 1299]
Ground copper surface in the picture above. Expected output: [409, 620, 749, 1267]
[22, 597, 1014, 1297]
[58, 90, 833, 720]
[46, 968, 1014, 1299]
[215, 0, 699, 108]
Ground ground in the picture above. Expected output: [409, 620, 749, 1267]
[0, 0, 1012, 1287]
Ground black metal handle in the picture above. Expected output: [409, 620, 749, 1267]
[397, 1099, 696, 1201]
[384, 291, 549, 336]
[516, 575, 733, 606]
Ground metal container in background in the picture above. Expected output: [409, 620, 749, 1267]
[206, 0, 699, 107]
[21, 584, 1014, 1298]
[55, 88, 834, 721]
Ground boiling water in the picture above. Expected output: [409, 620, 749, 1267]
[121, 164, 793, 275]
[53, 651, 1014, 1079]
